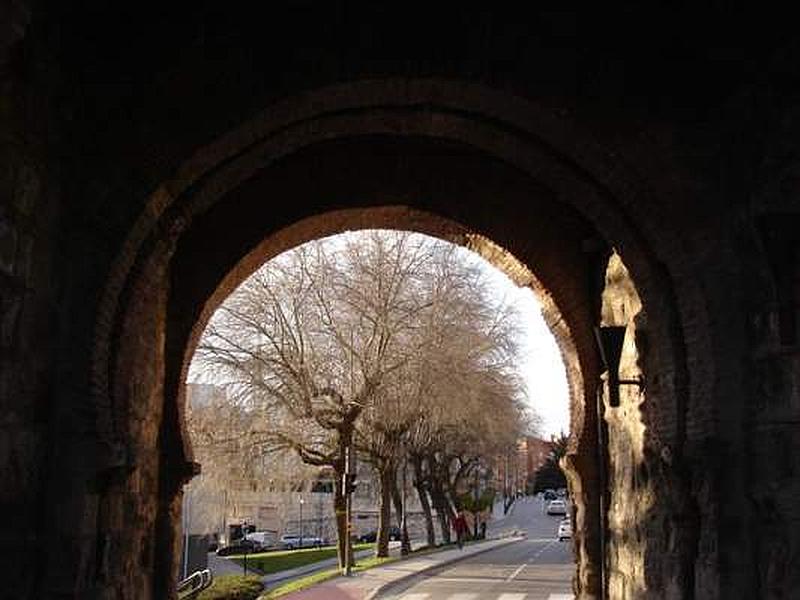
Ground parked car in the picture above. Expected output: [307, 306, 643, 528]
[543, 489, 558, 501]
[357, 530, 377, 543]
[279, 534, 325, 549]
[557, 517, 572, 541]
[244, 531, 276, 550]
[358, 526, 402, 543]
[546, 499, 567, 515]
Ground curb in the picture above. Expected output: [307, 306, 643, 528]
[363, 536, 525, 600]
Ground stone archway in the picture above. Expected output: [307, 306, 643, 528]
[90, 80, 700, 599]
[179, 207, 584, 583]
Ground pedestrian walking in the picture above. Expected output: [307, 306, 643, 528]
[453, 511, 468, 549]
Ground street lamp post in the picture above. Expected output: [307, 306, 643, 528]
[504, 453, 510, 514]
[299, 498, 304, 550]
[242, 520, 248, 576]
[473, 468, 480, 539]
[317, 493, 323, 540]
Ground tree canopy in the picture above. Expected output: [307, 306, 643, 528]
[529, 433, 569, 494]
[191, 230, 538, 561]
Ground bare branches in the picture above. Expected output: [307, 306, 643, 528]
[189, 230, 541, 554]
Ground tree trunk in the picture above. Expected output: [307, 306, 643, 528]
[430, 485, 451, 544]
[412, 455, 436, 547]
[333, 423, 355, 570]
[428, 454, 453, 544]
[376, 463, 394, 558]
[390, 470, 403, 528]
[389, 465, 411, 554]
[333, 473, 349, 569]
[415, 482, 436, 547]
[333, 475, 348, 569]
[436, 503, 451, 544]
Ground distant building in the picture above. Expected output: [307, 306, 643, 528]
[520, 436, 554, 479]
[494, 436, 554, 496]
[184, 382, 429, 543]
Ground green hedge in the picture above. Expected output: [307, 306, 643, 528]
[197, 575, 264, 600]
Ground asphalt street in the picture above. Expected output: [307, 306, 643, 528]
[375, 496, 574, 600]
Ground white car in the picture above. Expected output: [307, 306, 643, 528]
[557, 518, 572, 541]
[280, 534, 325, 549]
[244, 531, 276, 550]
[546, 499, 567, 515]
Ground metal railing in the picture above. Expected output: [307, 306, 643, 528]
[177, 569, 213, 599]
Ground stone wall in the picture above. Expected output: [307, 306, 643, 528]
[599, 254, 698, 599]
[0, 3, 60, 596]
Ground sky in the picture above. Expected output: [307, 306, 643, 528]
[458, 248, 570, 438]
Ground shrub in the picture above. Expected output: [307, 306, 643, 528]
[197, 575, 263, 600]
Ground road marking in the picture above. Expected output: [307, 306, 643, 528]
[422, 577, 502, 584]
[497, 594, 527, 600]
[505, 562, 527, 581]
[398, 594, 429, 600]
[447, 594, 479, 600]
[547, 595, 575, 600]
[529, 539, 557, 560]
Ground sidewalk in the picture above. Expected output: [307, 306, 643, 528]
[272, 535, 524, 599]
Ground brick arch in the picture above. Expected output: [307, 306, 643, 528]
[94, 79, 688, 413]
[93, 80, 698, 598]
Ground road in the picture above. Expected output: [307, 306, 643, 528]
[375, 496, 574, 600]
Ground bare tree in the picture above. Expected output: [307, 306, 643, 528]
[196, 232, 447, 566]
[194, 230, 537, 563]
[355, 238, 532, 554]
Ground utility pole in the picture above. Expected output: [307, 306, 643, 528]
[317, 492, 323, 539]
[473, 467, 480, 539]
[299, 498, 304, 550]
[242, 519, 248, 576]
[503, 453, 510, 514]
[344, 327, 355, 575]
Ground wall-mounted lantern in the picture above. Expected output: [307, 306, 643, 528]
[593, 325, 644, 407]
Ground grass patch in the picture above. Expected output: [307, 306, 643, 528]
[351, 555, 397, 572]
[258, 546, 444, 599]
[197, 574, 263, 600]
[258, 556, 397, 599]
[231, 543, 372, 575]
